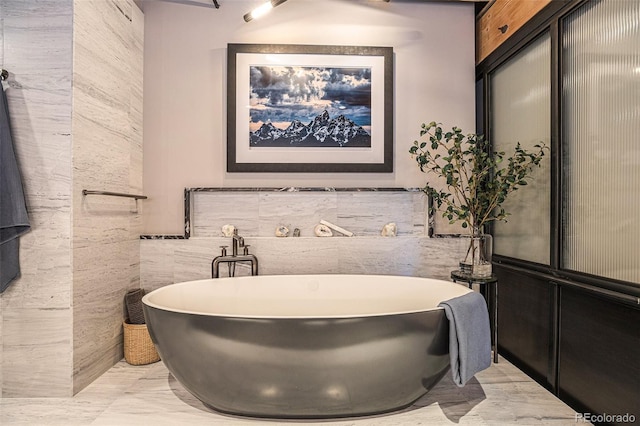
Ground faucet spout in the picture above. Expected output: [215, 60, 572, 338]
[232, 230, 245, 256]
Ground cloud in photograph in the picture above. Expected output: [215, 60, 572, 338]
[249, 66, 372, 128]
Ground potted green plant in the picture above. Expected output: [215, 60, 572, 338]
[409, 122, 548, 277]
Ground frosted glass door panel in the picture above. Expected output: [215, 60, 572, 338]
[490, 33, 551, 265]
[562, 0, 640, 284]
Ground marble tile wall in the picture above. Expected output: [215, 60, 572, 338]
[0, 0, 74, 397]
[0, 0, 143, 398]
[71, 0, 144, 394]
[192, 190, 427, 238]
[142, 190, 467, 291]
[141, 236, 469, 292]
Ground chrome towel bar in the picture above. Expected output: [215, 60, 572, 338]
[82, 190, 147, 200]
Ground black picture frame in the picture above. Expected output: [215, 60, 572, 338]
[227, 43, 393, 173]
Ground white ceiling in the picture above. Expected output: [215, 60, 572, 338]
[135, 0, 486, 11]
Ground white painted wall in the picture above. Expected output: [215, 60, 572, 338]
[142, 0, 476, 234]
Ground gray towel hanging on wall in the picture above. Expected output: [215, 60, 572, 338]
[0, 77, 31, 292]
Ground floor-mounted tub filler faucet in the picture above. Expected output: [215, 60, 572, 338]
[211, 229, 258, 278]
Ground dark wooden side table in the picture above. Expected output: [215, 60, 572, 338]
[450, 270, 499, 363]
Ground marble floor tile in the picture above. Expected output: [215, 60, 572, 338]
[0, 355, 580, 425]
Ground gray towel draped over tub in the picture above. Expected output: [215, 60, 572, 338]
[0, 80, 30, 292]
[438, 291, 492, 387]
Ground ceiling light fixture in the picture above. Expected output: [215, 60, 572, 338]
[243, 0, 288, 22]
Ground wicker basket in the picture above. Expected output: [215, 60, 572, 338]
[123, 321, 160, 365]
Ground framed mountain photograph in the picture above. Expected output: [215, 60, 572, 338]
[227, 43, 393, 173]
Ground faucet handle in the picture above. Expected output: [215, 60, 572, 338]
[219, 245, 228, 256]
[243, 245, 250, 255]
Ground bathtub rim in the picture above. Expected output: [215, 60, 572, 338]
[142, 274, 471, 320]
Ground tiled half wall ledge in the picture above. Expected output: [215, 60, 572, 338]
[140, 188, 470, 291]
[141, 187, 441, 240]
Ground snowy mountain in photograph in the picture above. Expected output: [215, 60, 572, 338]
[250, 110, 371, 148]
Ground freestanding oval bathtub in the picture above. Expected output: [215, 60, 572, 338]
[142, 275, 471, 419]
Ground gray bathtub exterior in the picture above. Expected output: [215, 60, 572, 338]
[143, 303, 451, 418]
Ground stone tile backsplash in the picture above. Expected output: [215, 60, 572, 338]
[141, 188, 467, 291]
[191, 189, 427, 238]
